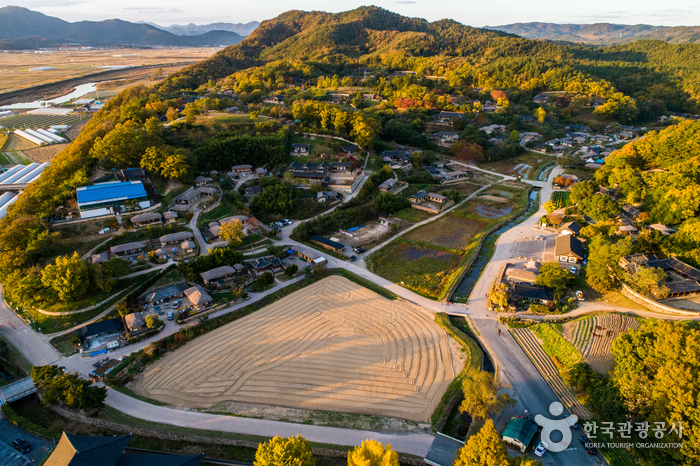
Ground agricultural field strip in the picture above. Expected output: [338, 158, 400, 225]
[132, 276, 457, 422]
[510, 328, 591, 420]
[562, 315, 640, 376]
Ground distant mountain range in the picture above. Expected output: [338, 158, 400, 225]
[487, 22, 700, 45]
[0, 6, 245, 49]
[151, 22, 260, 37]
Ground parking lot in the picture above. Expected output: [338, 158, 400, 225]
[0, 414, 54, 465]
[509, 227, 557, 263]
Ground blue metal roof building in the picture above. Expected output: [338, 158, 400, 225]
[76, 181, 149, 218]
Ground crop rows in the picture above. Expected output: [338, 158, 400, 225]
[551, 191, 571, 209]
[132, 276, 456, 422]
[510, 328, 591, 420]
[562, 315, 640, 375]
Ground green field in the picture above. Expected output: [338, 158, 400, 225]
[551, 191, 572, 209]
[368, 240, 463, 299]
[0, 113, 89, 129]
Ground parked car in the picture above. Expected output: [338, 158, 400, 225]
[349, 255, 356, 262]
[534, 441, 547, 457]
[12, 438, 31, 454]
[172, 300, 181, 308]
[579, 437, 597, 455]
[566, 415, 580, 429]
[354, 247, 366, 253]
[167, 311, 174, 321]
[283, 219, 292, 225]
[570, 266, 578, 274]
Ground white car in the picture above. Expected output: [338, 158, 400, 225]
[534, 441, 548, 457]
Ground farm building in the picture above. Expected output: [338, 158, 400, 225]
[423, 433, 464, 466]
[110, 241, 147, 257]
[200, 265, 237, 284]
[0, 163, 50, 188]
[555, 235, 585, 263]
[409, 190, 451, 214]
[310, 235, 345, 253]
[292, 247, 323, 263]
[505, 267, 539, 285]
[502, 417, 538, 453]
[130, 212, 162, 227]
[76, 181, 149, 218]
[0, 191, 17, 220]
[44, 432, 203, 466]
[160, 231, 194, 246]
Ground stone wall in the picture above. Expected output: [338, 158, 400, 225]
[49, 406, 423, 465]
[620, 283, 698, 316]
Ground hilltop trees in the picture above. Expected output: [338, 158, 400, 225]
[41, 252, 89, 302]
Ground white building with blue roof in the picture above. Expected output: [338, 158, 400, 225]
[76, 180, 149, 218]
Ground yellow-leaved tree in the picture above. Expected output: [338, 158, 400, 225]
[453, 419, 509, 466]
[347, 440, 398, 466]
[220, 219, 245, 245]
[254, 435, 315, 466]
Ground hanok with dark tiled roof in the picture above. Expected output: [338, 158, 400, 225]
[291, 143, 310, 156]
[621, 205, 642, 221]
[560, 221, 582, 237]
[341, 144, 359, 155]
[231, 164, 252, 173]
[377, 178, 398, 192]
[115, 167, 146, 182]
[245, 185, 263, 198]
[195, 176, 213, 186]
[509, 283, 552, 305]
[246, 256, 285, 275]
[409, 190, 428, 204]
[110, 241, 147, 257]
[555, 235, 585, 263]
[330, 162, 352, 171]
[433, 111, 464, 123]
[143, 282, 189, 304]
[130, 212, 162, 227]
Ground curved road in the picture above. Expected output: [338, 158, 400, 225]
[0, 164, 694, 461]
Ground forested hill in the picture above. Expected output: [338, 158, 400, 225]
[159, 7, 700, 114]
[159, 6, 566, 91]
[488, 22, 700, 45]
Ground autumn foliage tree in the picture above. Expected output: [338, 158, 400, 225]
[459, 370, 515, 420]
[254, 435, 315, 466]
[347, 440, 398, 466]
[449, 141, 483, 163]
[219, 219, 245, 245]
[453, 419, 510, 466]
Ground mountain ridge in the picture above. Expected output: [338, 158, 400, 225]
[0, 6, 244, 48]
[153, 21, 260, 37]
[487, 22, 700, 45]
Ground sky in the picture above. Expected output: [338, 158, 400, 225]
[6, 0, 699, 27]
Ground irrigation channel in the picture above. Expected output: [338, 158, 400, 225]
[451, 193, 540, 301]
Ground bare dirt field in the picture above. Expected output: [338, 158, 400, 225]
[23, 143, 68, 162]
[3, 134, 36, 151]
[341, 222, 390, 248]
[132, 276, 459, 422]
[562, 314, 641, 375]
[0, 47, 217, 95]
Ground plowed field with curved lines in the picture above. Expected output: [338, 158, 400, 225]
[132, 276, 457, 421]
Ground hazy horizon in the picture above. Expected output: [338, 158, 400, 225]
[4, 1, 698, 28]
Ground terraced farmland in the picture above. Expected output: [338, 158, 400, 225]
[562, 314, 640, 375]
[510, 328, 591, 420]
[132, 276, 458, 422]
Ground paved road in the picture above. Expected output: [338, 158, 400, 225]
[105, 389, 433, 457]
[0, 162, 693, 460]
[0, 416, 55, 465]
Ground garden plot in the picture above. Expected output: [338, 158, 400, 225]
[562, 314, 641, 375]
[23, 143, 68, 162]
[132, 276, 458, 422]
[340, 222, 391, 248]
[405, 214, 487, 251]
